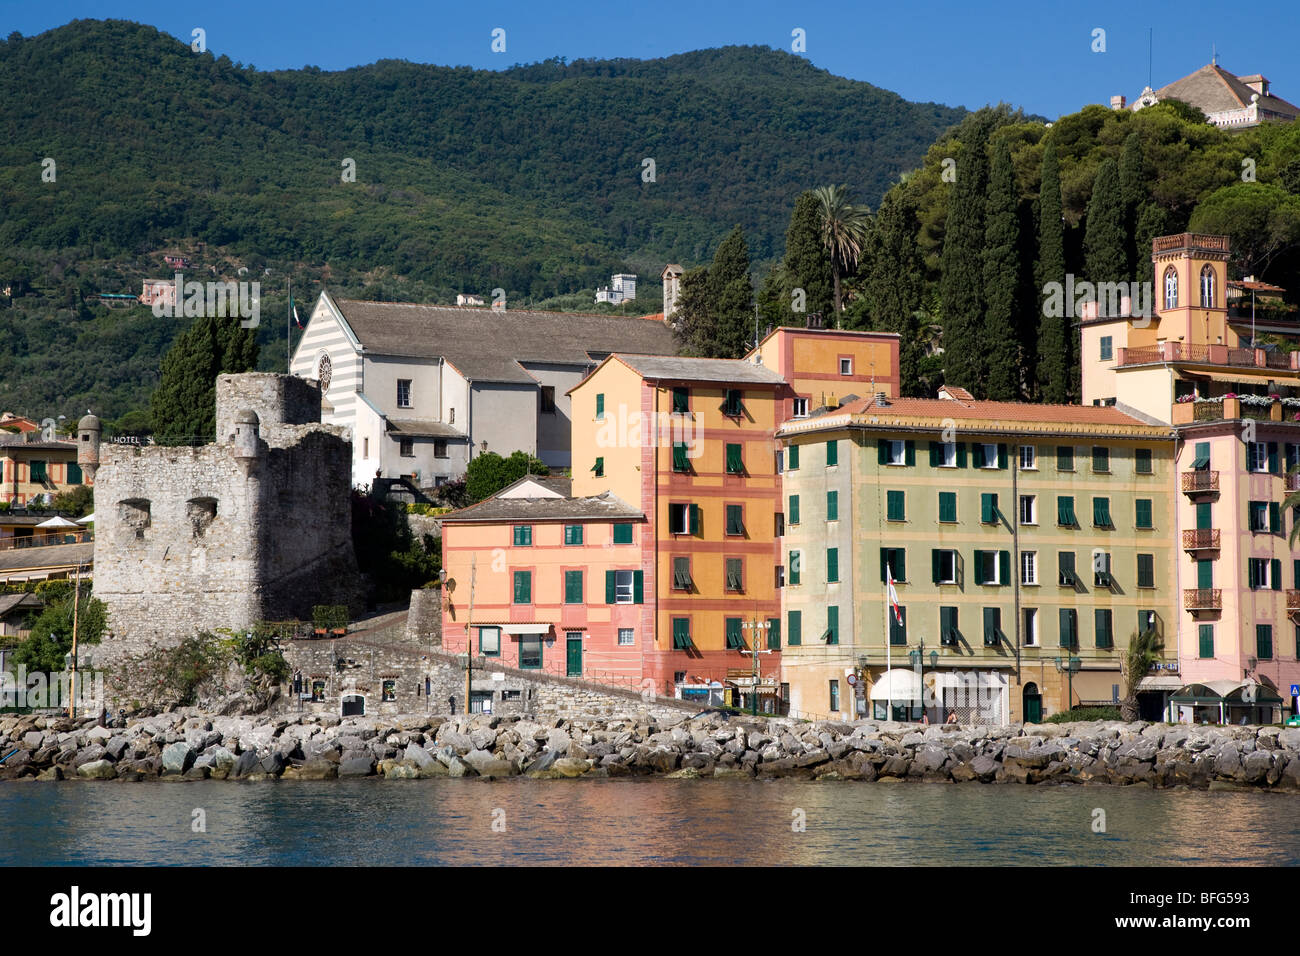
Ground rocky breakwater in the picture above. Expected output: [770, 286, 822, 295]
[5, 710, 1300, 788]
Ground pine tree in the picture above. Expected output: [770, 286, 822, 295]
[151, 315, 259, 444]
[848, 191, 925, 395]
[671, 226, 754, 358]
[1084, 158, 1127, 305]
[1036, 138, 1070, 403]
[1118, 131, 1146, 282]
[782, 191, 833, 322]
[938, 123, 991, 393]
[1134, 201, 1169, 292]
[981, 137, 1021, 400]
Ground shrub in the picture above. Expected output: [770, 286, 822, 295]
[1044, 706, 1123, 724]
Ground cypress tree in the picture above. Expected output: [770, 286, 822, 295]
[151, 314, 259, 444]
[1118, 131, 1146, 282]
[782, 191, 833, 322]
[1036, 139, 1070, 403]
[938, 124, 991, 393]
[1084, 158, 1127, 307]
[850, 191, 925, 395]
[707, 225, 755, 358]
[1133, 201, 1169, 293]
[981, 137, 1021, 401]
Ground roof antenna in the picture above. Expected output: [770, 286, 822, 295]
[1211, 41, 1217, 67]
[1148, 27, 1153, 89]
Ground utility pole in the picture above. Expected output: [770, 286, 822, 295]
[464, 556, 477, 714]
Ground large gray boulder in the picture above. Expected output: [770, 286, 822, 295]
[231, 750, 262, 778]
[76, 759, 116, 779]
[462, 749, 516, 776]
[161, 742, 195, 775]
[338, 755, 377, 777]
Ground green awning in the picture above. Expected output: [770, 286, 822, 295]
[1192, 455, 1209, 470]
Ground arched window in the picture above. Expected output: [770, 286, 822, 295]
[1163, 267, 1179, 311]
[1200, 265, 1216, 308]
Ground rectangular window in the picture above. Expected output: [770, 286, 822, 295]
[1057, 496, 1077, 527]
[1093, 497, 1113, 529]
[981, 492, 998, 524]
[792, 398, 809, 419]
[540, 386, 556, 414]
[1021, 551, 1037, 585]
[673, 557, 693, 590]
[725, 504, 745, 536]
[788, 444, 800, 470]
[1019, 445, 1036, 470]
[1258, 625, 1274, 661]
[1057, 445, 1075, 472]
[1248, 442, 1268, 473]
[726, 443, 744, 475]
[1099, 336, 1113, 361]
[478, 626, 501, 656]
[974, 443, 999, 469]
[672, 442, 690, 473]
[889, 607, 908, 645]
[826, 440, 838, 467]
[1135, 447, 1153, 474]
[564, 524, 583, 545]
[789, 551, 801, 586]
[1135, 498, 1153, 530]
[788, 610, 802, 646]
[973, 549, 1008, 586]
[397, 379, 412, 408]
[399, 439, 414, 458]
[66, 462, 83, 484]
[938, 491, 957, 523]
[789, 495, 800, 525]
[618, 628, 635, 646]
[596, 393, 605, 420]
[1249, 501, 1268, 532]
[886, 440, 906, 465]
[1019, 495, 1036, 525]
[1058, 551, 1077, 587]
[1059, 608, 1078, 647]
[827, 548, 839, 583]
[512, 571, 532, 604]
[887, 490, 905, 522]
[1198, 624, 1214, 659]
[722, 389, 743, 417]
[672, 387, 689, 413]
[668, 503, 697, 535]
[1248, 558, 1267, 590]
[934, 442, 957, 468]
[433, 440, 448, 459]
[726, 558, 744, 592]
[519, 636, 543, 670]
[839, 357, 853, 376]
[1092, 446, 1110, 473]
[592, 456, 604, 477]
[933, 548, 957, 585]
[880, 548, 906, 583]
[940, 606, 960, 645]
[1138, 610, 1157, 636]
[983, 607, 1002, 647]
[1094, 552, 1112, 589]
[829, 680, 841, 712]
[611, 570, 638, 604]
[612, 523, 633, 544]
[826, 606, 839, 645]
[564, 570, 583, 604]
[1023, 608, 1038, 646]
[767, 618, 780, 650]
[1137, 553, 1155, 589]
[1095, 608, 1113, 649]
[513, 525, 532, 546]
[826, 490, 838, 522]
[775, 512, 785, 537]
[725, 618, 745, 650]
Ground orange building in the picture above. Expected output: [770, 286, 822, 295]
[747, 323, 901, 418]
[0, 435, 88, 506]
[439, 476, 649, 684]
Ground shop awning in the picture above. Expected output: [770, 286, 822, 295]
[1169, 680, 1283, 705]
[869, 668, 922, 701]
[1136, 675, 1184, 691]
[501, 623, 554, 635]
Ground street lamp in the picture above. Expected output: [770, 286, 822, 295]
[1054, 656, 1082, 714]
[739, 618, 773, 716]
[906, 640, 939, 722]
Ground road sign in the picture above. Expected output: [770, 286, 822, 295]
[1290, 684, 1299, 697]
[846, 674, 858, 686]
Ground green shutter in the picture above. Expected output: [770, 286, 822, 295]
[789, 495, 800, 525]
[826, 490, 838, 521]
[1194, 441, 1210, 469]
[1198, 624, 1214, 659]
[788, 444, 799, 470]
[1135, 448, 1152, 474]
[1059, 551, 1076, 586]
[997, 443, 1008, 469]
[789, 551, 801, 586]
[981, 493, 997, 524]
[1093, 446, 1109, 472]
[1197, 559, 1213, 590]
[826, 606, 839, 645]
[592, 457, 604, 477]
[1057, 446, 1074, 471]
[788, 610, 802, 646]
[1059, 608, 1075, 647]
[955, 443, 967, 468]
[565, 570, 583, 604]
[983, 607, 1000, 645]
[826, 440, 838, 467]
[939, 491, 956, 523]
[767, 618, 781, 650]
[1196, 501, 1211, 530]
[973, 550, 986, 586]
[726, 443, 744, 474]
[896, 550, 905, 582]
[972, 444, 985, 468]
[904, 440, 916, 466]
[689, 503, 700, 535]
[613, 523, 633, 544]
[1269, 441, 1280, 474]
[1057, 496, 1076, 526]
[827, 548, 839, 583]
[66, 462, 82, 484]
[672, 387, 689, 413]
[1271, 502, 1282, 534]
[932, 549, 941, 584]
[633, 570, 644, 604]
[726, 618, 744, 649]
[999, 550, 1011, 586]
[673, 443, 689, 472]
[725, 505, 743, 535]
[514, 571, 531, 604]
[1273, 559, 1283, 591]
[887, 490, 904, 521]
[1135, 499, 1152, 529]
[1093, 497, 1111, 528]
[1095, 609, 1113, 649]
[1258, 625, 1274, 660]
[673, 618, 691, 649]
[29, 460, 47, 482]
[1137, 554, 1154, 588]
[929, 442, 941, 467]
[605, 571, 616, 604]
[889, 607, 907, 645]
[596, 393, 604, 419]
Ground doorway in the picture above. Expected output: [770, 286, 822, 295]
[1023, 683, 1042, 723]
[566, 632, 583, 677]
[341, 694, 365, 717]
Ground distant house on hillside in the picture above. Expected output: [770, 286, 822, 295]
[456, 293, 485, 307]
[1113, 61, 1298, 129]
[289, 292, 678, 490]
[140, 278, 176, 308]
[596, 274, 636, 305]
[0, 413, 41, 435]
[162, 253, 190, 268]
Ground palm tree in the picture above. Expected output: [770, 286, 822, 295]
[1285, 461, 1300, 548]
[1120, 627, 1165, 721]
[812, 185, 872, 316]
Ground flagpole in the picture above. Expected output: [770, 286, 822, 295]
[886, 566, 893, 721]
[287, 277, 291, 374]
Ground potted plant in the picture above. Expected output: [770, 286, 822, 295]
[311, 605, 332, 636]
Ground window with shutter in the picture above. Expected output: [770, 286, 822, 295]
[66, 462, 83, 484]
[612, 523, 633, 544]
[887, 490, 905, 522]
[826, 548, 839, 583]
[1095, 609, 1113, 649]
[673, 557, 692, 590]
[672, 443, 690, 472]
[889, 607, 907, 645]
[1249, 501, 1267, 532]
[826, 606, 839, 645]
[565, 570, 583, 604]
[1057, 446, 1075, 472]
[1092, 446, 1109, 473]
[826, 491, 838, 522]
[1058, 551, 1076, 587]
[1057, 496, 1077, 527]
[1059, 608, 1077, 647]
[939, 492, 957, 523]
[1092, 497, 1112, 528]
[1257, 625, 1274, 660]
[981, 493, 997, 524]
[826, 440, 838, 467]
[789, 495, 800, 525]
[513, 571, 531, 604]
[725, 618, 744, 649]
[726, 505, 745, 536]
[940, 606, 959, 645]
[767, 618, 781, 649]
[513, 525, 532, 546]
[788, 444, 800, 470]
[1198, 624, 1214, 659]
[726, 558, 743, 592]
[1137, 554, 1154, 589]
[596, 393, 605, 420]
[592, 457, 604, 477]
[789, 551, 801, 586]
[722, 390, 743, 417]
[564, 525, 583, 545]
[672, 618, 692, 649]
[726, 443, 744, 474]
[983, 607, 1001, 646]
[787, 610, 802, 646]
[1135, 499, 1152, 529]
[672, 387, 689, 413]
[1135, 448, 1153, 474]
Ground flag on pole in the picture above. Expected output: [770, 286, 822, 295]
[291, 287, 304, 329]
[886, 564, 902, 626]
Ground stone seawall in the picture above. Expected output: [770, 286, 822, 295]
[5, 710, 1300, 787]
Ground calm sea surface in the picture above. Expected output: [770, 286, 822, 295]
[2, 779, 1299, 866]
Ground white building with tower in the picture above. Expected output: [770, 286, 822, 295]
[595, 274, 637, 305]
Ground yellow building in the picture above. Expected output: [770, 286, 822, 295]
[0, 435, 88, 506]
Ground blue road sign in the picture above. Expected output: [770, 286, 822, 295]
[1290, 684, 1299, 697]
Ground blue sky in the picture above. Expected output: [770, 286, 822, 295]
[7, 0, 1298, 119]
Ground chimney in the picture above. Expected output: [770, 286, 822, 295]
[875, 392, 888, 407]
[1110, 94, 1127, 110]
[806, 312, 824, 330]
[1239, 75, 1269, 97]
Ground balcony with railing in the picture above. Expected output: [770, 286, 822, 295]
[0, 530, 92, 551]
[1184, 588, 1223, 612]
[1288, 591, 1300, 613]
[1181, 528, 1220, 552]
[1173, 395, 1300, 427]
[1180, 470, 1220, 494]
[1120, 341, 1300, 374]
[1153, 233, 1231, 255]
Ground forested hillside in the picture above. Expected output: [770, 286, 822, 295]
[0, 19, 966, 423]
